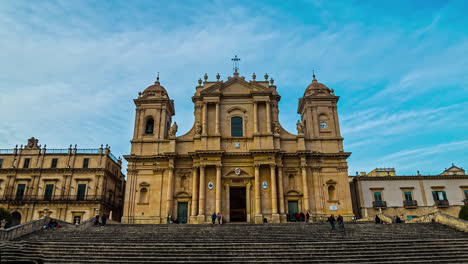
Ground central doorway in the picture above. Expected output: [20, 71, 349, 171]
[177, 202, 188, 224]
[230, 187, 247, 222]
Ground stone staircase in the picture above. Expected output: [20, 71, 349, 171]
[1, 222, 467, 263]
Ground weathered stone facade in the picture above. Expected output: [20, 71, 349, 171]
[123, 71, 353, 224]
[0, 138, 125, 226]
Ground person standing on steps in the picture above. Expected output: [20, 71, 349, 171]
[299, 212, 305, 222]
[327, 214, 336, 231]
[337, 215, 346, 237]
[211, 212, 217, 224]
[306, 212, 310, 223]
[166, 215, 171, 224]
[375, 215, 381, 224]
[101, 214, 107, 226]
[93, 215, 100, 226]
[217, 212, 222, 224]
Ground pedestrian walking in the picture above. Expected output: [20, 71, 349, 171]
[101, 214, 107, 226]
[337, 215, 346, 237]
[375, 215, 381, 224]
[217, 212, 222, 224]
[327, 214, 336, 231]
[211, 212, 217, 224]
[93, 215, 100, 226]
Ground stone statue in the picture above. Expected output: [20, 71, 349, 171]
[169, 122, 178, 137]
[194, 122, 202, 136]
[273, 121, 281, 135]
[25, 137, 39, 149]
[296, 120, 304, 134]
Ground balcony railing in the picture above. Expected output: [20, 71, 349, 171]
[0, 195, 121, 208]
[373, 200, 387, 208]
[435, 200, 449, 207]
[403, 200, 418, 208]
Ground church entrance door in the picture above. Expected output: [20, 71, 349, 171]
[177, 202, 188, 224]
[230, 187, 246, 222]
[288, 201, 299, 221]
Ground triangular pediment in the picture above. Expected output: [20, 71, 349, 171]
[200, 77, 270, 96]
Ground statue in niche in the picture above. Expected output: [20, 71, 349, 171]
[169, 122, 178, 137]
[296, 120, 305, 135]
[194, 122, 202, 136]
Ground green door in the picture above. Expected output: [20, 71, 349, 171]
[76, 184, 86, 201]
[177, 202, 188, 224]
[44, 184, 54, 200]
[288, 201, 298, 222]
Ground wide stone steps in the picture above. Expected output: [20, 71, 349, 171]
[2, 222, 467, 263]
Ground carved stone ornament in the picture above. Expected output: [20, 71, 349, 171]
[25, 137, 39, 149]
[234, 168, 241, 176]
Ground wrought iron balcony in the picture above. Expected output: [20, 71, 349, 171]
[435, 200, 449, 207]
[403, 200, 418, 208]
[373, 200, 387, 208]
[0, 195, 121, 208]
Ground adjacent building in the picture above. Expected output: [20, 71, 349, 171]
[123, 70, 354, 224]
[0, 138, 125, 226]
[350, 165, 468, 219]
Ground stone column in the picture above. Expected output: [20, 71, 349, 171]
[253, 101, 258, 134]
[246, 183, 251, 222]
[266, 101, 271, 133]
[166, 165, 175, 217]
[198, 165, 206, 223]
[215, 102, 220, 136]
[190, 166, 199, 218]
[159, 107, 167, 139]
[202, 103, 207, 136]
[215, 165, 222, 213]
[254, 165, 262, 223]
[301, 165, 310, 212]
[270, 165, 278, 215]
[224, 183, 230, 222]
[277, 166, 285, 215]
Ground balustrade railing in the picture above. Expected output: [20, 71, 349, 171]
[0, 149, 14, 154]
[1, 195, 120, 207]
[435, 200, 450, 207]
[373, 200, 387, 208]
[45, 149, 69, 154]
[76, 148, 100, 154]
[109, 153, 119, 163]
[403, 200, 418, 207]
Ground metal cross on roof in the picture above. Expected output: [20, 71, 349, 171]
[231, 55, 240, 72]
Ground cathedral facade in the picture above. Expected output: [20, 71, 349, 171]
[122, 70, 353, 224]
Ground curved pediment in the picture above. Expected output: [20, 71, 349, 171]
[200, 77, 271, 96]
[227, 106, 247, 113]
[285, 189, 303, 196]
[174, 191, 192, 198]
[223, 168, 252, 179]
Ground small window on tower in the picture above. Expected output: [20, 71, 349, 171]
[145, 118, 154, 134]
[231, 116, 243, 137]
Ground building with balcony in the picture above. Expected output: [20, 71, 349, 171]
[0, 138, 125, 226]
[350, 164, 468, 220]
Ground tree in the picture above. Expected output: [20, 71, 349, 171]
[0, 207, 12, 228]
[459, 205, 468, 221]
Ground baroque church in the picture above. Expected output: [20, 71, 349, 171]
[122, 67, 353, 224]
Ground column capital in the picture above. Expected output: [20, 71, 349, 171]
[192, 165, 200, 169]
[300, 164, 308, 169]
[168, 165, 175, 170]
[216, 164, 223, 169]
[269, 164, 276, 169]
[200, 164, 206, 169]
[254, 164, 261, 168]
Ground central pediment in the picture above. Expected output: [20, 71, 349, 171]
[200, 77, 271, 96]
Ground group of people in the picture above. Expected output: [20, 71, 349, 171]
[327, 214, 346, 236]
[211, 212, 223, 224]
[43, 219, 62, 229]
[93, 214, 107, 226]
[374, 215, 403, 224]
[288, 212, 310, 222]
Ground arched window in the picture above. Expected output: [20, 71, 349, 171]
[139, 188, 148, 204]
[231, 116, 243, 137]
[328, 185, 336, 201]
[145, 118, 154, 134]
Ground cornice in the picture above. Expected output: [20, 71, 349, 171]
[352, 175, 468, 181]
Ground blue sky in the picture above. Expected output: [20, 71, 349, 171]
[0, 0, 467, 175]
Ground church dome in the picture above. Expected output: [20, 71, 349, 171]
[142, 77, 169, 98]
[304, 75, 332, 97]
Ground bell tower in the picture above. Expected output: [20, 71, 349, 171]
[131, 76, 175, 155]
[297, 74, 344, 153]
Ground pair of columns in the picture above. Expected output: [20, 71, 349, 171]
[253, 100, 271, 134]
[189, 165, 223, 217]
[201, 102, 220, 136]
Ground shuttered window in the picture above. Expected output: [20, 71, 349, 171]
[231, 117, 243, 137]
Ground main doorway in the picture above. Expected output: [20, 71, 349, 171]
[230, 187, 247, 222]
[288, 201, 299, 222]
[177, 202, 188, 224]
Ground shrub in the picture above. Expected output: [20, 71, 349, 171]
[0, 207, 12, 228]
[459, 205, 468, 221]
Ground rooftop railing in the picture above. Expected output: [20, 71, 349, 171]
[0, 149, 14, 154]
[76, 148, 100, 154]
[109, 153, 119, 163]
[46, 149, 69, 154]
